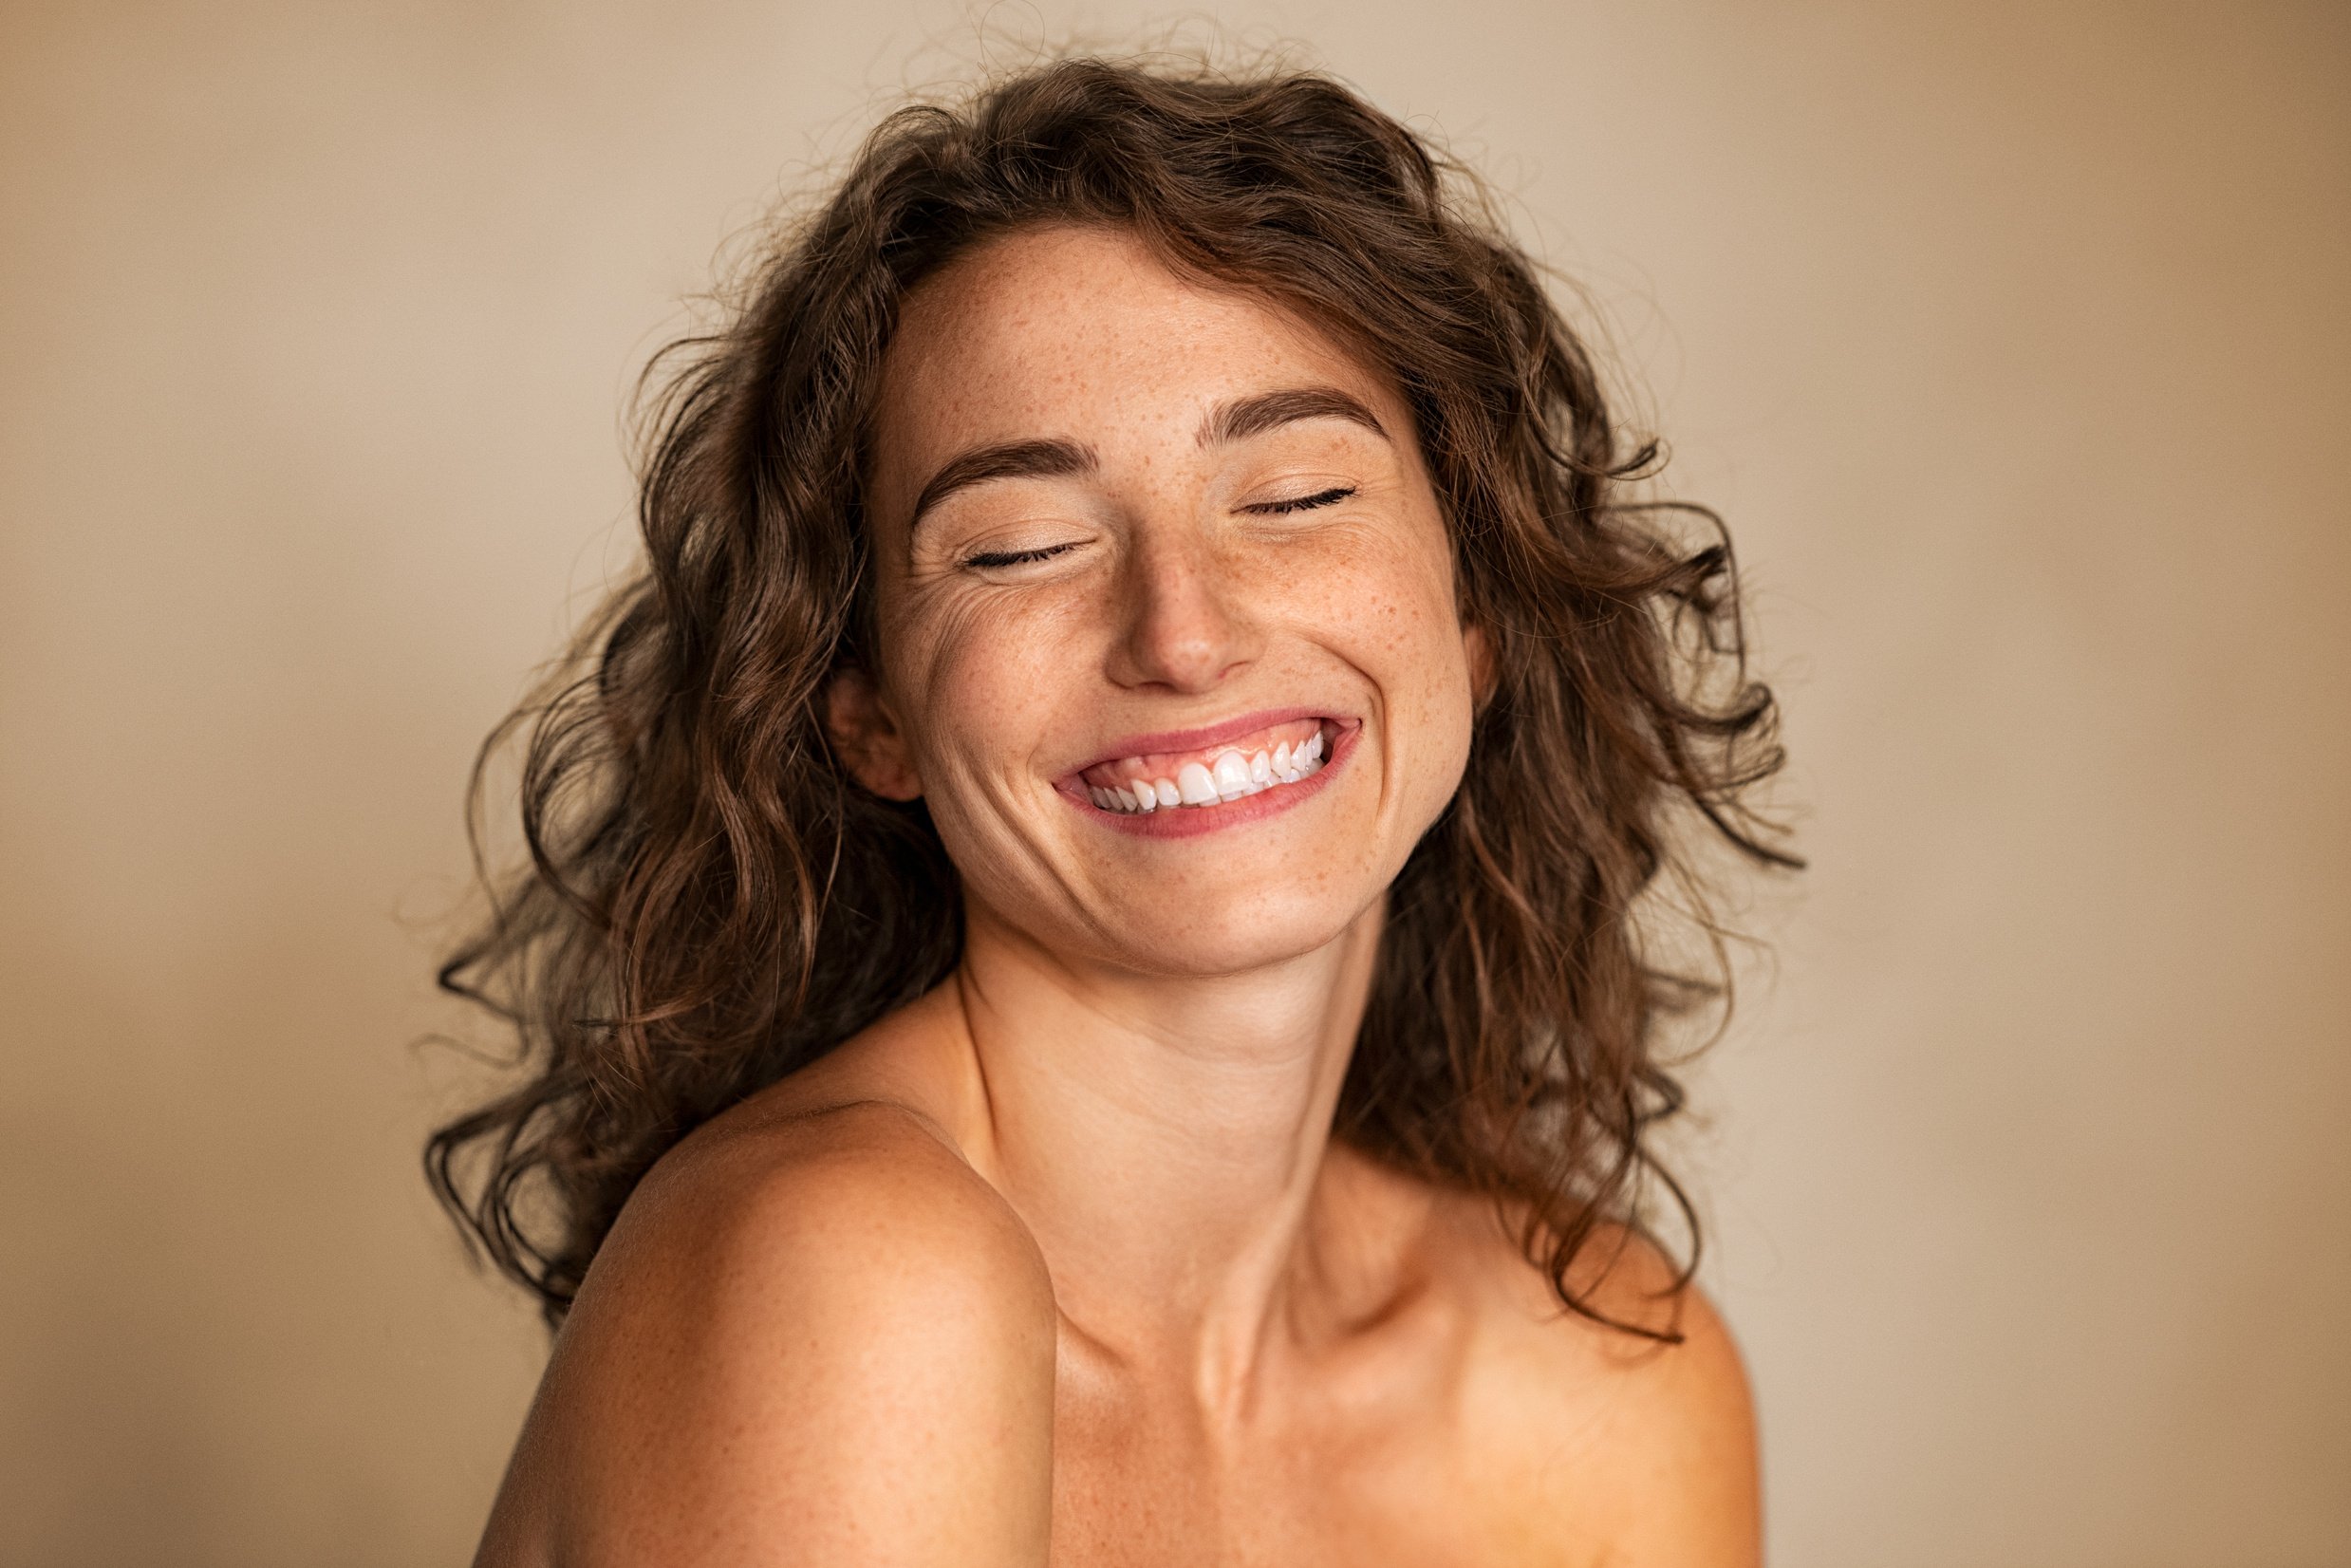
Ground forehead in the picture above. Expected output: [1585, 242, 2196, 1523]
[869, 225, 1399, 479]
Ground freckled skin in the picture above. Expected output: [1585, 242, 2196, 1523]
[856, 224, 1476, 978]
[475, 226, 1759, 1568]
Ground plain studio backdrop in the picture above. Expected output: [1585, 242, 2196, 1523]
[3, 3, 2345, 1564]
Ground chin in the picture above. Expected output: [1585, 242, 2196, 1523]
[1087, 886, 1370, 978]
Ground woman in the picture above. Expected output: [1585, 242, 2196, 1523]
[432, 55, 1790, 1565]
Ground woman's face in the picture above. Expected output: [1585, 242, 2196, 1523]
[849, 224, 1483, 977]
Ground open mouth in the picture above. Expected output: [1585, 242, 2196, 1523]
[1073, 716, 1341, 815]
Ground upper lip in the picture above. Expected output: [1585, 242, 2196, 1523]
[1065, 705, 1352, 775]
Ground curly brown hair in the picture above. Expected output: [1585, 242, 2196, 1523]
[426, 55, 1793, 1334]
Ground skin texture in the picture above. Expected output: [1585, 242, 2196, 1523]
[475, 226, 1761, 1567]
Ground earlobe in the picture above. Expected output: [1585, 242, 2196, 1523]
[823, 668, 924, 801]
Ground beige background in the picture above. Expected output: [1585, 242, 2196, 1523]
[3, 3, 2345, 1564]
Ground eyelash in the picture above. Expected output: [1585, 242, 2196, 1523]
[957, 487, 1357, 570]
[1243, 485, 1356, 515]
[962, 544, 1077, 569]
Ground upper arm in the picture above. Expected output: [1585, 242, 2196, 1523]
[476, 1104, 1057, 1568]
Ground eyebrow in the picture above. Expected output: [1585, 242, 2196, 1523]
[907, 438, 1097, 531]
[1199, 386, 1390, 447]
[904, 387, 1390, 532]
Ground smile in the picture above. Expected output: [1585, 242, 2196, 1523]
[1081, 718, 1329, 813]
[1061, 712, 1355, 833]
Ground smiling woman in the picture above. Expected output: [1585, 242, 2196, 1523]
[430, 54, 1791, 1566]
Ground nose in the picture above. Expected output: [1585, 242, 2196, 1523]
[1106, 526, 1262, 694]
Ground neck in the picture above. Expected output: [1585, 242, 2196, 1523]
[947, 895, 1386, 1405]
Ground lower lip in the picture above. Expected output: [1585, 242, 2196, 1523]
[1059, 721, 1359, 840]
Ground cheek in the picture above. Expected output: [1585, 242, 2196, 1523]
[1306, 521, 1471, 704]
[884, 589, 1078, 789]
[1331, 531, 1478, 818]
[1390, 607, 1477, 788]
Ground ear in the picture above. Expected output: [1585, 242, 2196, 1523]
[823, 667, 924, 800]
[1463, 620, 1498, 711]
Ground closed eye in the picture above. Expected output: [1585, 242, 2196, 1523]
[961, 542, 1082, 569]
[1241, 485, 1357, 515]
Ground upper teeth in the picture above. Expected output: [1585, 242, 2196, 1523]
[1087, 729, 1325, 813]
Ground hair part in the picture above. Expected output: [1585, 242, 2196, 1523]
[427, 54, 1795, 1334]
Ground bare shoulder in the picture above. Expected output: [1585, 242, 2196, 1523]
[1432, 1204, 1762, 1568]
[475, 1086, 1054, 1567]
[605, 1089, 1052, 1333]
